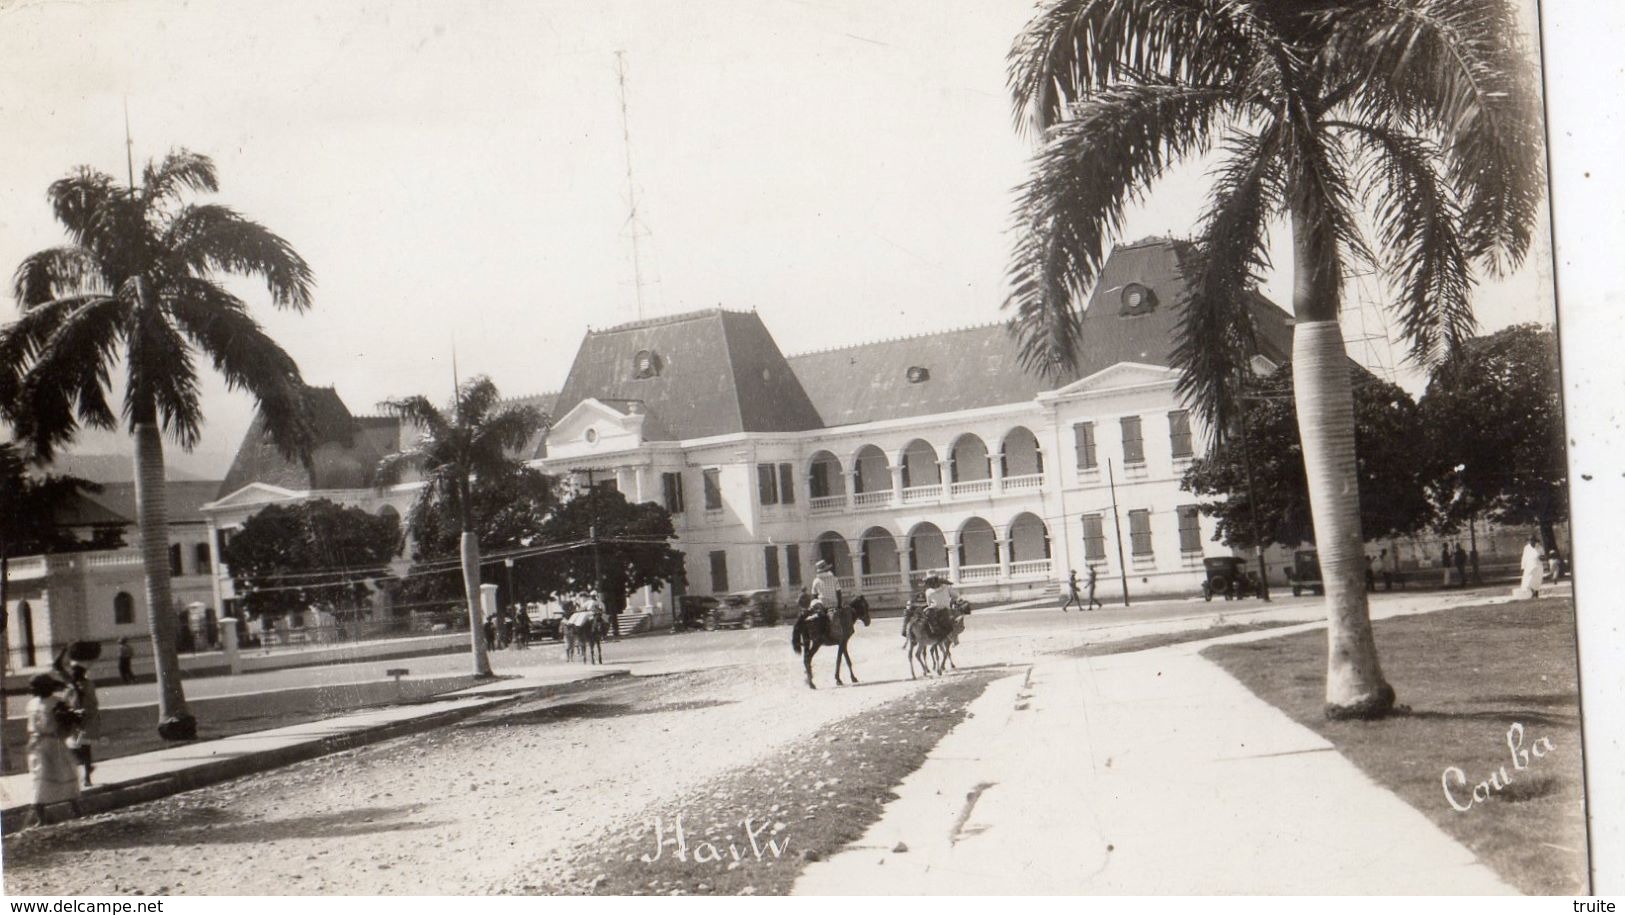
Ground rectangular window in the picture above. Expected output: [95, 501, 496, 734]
[1121, 416, 1145, 465]
[1074, 422, 1098, 470]
[1128, 509, 1153, 557]
[703, 468, 723, 511]
[757, 463, 779, 505]
[662, 471, 685, 514]
[195, 543, 212, 573]
[764, 546, 781, 588]
[1169, 410, 1194, 459]
[786, 544, 802, 586]
[709, 550, 730, 593]
[1081, 514, 1106, 562]
[1178, 504, 1202, 553]
[168, 543, 184, 577]
[778, 463, 795, 504]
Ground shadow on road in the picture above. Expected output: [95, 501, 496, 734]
[3, 804, 440, 867]
[464, 698, 737, 729]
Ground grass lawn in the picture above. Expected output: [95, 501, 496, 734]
[1203, 599, 1587, 895]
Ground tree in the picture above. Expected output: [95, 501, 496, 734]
[1181, 363, 1435, 549]
[222, 499, 401, 625]
[531, 483, 685, 613]
[1420, 323, 1566, 548]
[376, 376, 545, 677]
[0, 150, 315, 740]
[1003, 1, 1544, 718]
[398, 465, 559, 611]
[0, 440, 125, 728]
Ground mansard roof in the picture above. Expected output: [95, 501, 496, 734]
[549, 308, 824, 441]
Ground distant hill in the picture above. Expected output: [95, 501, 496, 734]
[46, 453, 210, 484]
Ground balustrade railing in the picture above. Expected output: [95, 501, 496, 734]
[861, 572, 904, 591]
[1002, 473, 1043, 492]
[809, 494, 847, 514]
[852, 490, 891, 508]
[1009, 559, 1052, 578]
[948, 478, 992, 497]
[900, 484, 943, 504]
[958, 563, 1000, 583]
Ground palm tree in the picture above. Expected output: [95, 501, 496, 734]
[0, 150, 315, 739]
[376, 376, 545, 677]
[1004, 1, 1544, 718]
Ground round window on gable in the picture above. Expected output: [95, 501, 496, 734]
[906, 366, 930, 383]
[1119, 283, 1157, 316]
[584, 427, 599, 445]
[632, 350, 661, 379]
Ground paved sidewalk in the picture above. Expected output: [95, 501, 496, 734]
[795, 622, 1519, 894]
[0, 666, 627, 827]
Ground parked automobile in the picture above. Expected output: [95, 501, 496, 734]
[1201, 556, 1262, 601]
[672, 594, 721, 632]
[528, 612, 564, 642]
[704, 589, 784, 630]
[1287, 549, 1325, 597]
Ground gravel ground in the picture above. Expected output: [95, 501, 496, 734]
[2, 660, 974, 895]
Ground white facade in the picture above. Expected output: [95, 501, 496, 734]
[540, 362, 1229, 610]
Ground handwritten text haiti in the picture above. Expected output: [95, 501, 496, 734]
[640, 814, 791, 864]
[1442, 723, 1556, 813]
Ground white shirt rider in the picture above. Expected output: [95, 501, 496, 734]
[811, 569, 839, 609]
[924, 582, 959, 611]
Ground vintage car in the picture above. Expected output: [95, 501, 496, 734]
[1287, 549, 1326, 597]
[1201, 556, 1262, 601]
[702, 589, 783, 630]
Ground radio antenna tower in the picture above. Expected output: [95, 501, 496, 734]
[616, 51, 656, 321]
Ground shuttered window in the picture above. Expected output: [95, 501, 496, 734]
[764, 547, 781, 588]
[1169, 410, 1194, 459]
[709, 550, 729, 593]
[786, 544, 802, 586]
[1121, 417, 1145, 465]
[1082, 514, 1106, 561]
[703, 469, 723, 510]
[778, 463, 795, 504]
[1074, 422, 1097, 470]
[1178, 505, 1202, 553]
[662, 472, 685, 514]
[1128, 509, 1153, 556]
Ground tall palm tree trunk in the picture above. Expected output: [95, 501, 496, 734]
[1291, 207, 1396, 719]
[460, 530, 491, 677]
[133, 417, 196, 739]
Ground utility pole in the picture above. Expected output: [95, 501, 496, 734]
[1107, 459, 1130, 607]
[615, 51, 653, 321]
[584, 469, 613, 637]
[124, 97, 136, 188]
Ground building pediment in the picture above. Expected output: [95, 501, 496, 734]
[1044, 362, 1180, 400]
[201, 482, 306, 514]
[545, 397, 647, 458]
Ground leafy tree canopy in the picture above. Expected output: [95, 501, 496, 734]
[396, 465, 559, 611]
[1181, 362, 1436, 549]
[223, 498, 400, 621]
[531, 485, 684, 613]
[1419, 323, 1566, 544]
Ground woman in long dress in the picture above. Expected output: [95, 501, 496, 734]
[24, 673, 83, 827]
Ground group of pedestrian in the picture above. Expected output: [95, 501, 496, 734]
[482, 605, 536, 651]
[23, 646, 103, 828]
[1060, 565, 1102, 612]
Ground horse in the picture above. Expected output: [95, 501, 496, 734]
[905, 600, 968, 679]
[790, 595, 872, 689]
[564, 608, 607, 664]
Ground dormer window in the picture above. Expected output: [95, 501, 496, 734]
[632, 350, 661, 379]
[1119, 283, 1156, 316]
[906, 366, 930, 383]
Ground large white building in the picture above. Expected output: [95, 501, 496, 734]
[201, 238, 1295, 622]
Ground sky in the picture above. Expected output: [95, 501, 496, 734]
[0, 0, 1558, 479]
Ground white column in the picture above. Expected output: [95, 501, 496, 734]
[992, 452, 1006, 493]
[890, 462, 904, 503]
[997, 538, 1012, 580]
[219, 616, 242, 675]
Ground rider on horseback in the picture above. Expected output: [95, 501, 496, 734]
[904, 575, 960, 639]
[799, 559, 841, 630]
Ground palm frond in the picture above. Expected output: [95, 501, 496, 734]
[1172, 126, 1285, 444]
[123, 306, 202, 448]
[166, 278, 314, 462]
[161, 204, 314, 310]
[140, 149, 220, 207]
[45, 167, 124, 252]
[1332, 120, 1474, 366]
[374, 449, 426, 489]
[1008, 0, 1266, 135]
[1319, 0, 1544, 272]
[474, 403, 545, 459]
[1282, 112, 1370, 297]
[378, 394, 451, 442]
[12, 247, 109, 307]
[1004, 81, 1235, 379]
[12, 298, 127, 460]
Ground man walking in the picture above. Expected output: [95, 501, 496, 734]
[1085, 564, 1102, 611]
[1061, 569, 1083, 612]
[116, 637, 135, 684]
[1519, 535, 1544, 598]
